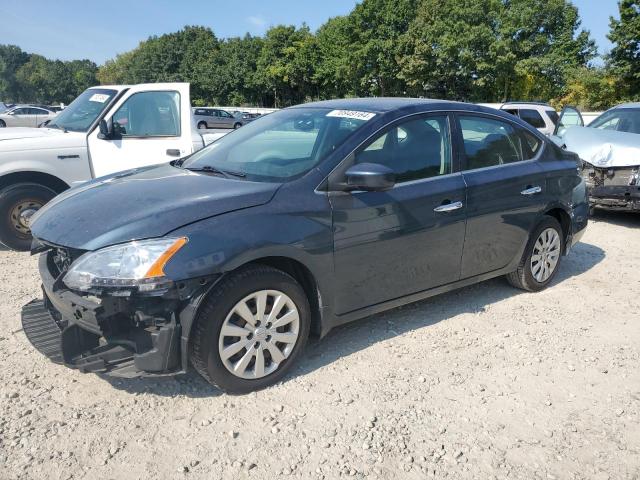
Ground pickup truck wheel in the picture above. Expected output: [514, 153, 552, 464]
[190, 264, 310, 394]
[233, 122, 242, 129]
[0, 120, 6, 128]
[0, 183, 57, 251]
[506, 216, 563, 292]
[197, 121, 207, 129]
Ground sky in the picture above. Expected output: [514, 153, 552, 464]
[0, 0, 620, 65]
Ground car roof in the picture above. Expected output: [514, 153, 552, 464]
[290, 97, 467, 113]
[613, 102, 640, 110]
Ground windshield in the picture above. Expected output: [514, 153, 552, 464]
[183, 107, 372, 181]
[590, 108, 640, 135]
[48, 88, 117, 132]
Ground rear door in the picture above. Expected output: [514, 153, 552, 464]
[32, 107, 52, 127]
[455, 113, 547, 279]
[87, 83, 193, 178]
[330, 113, 467, 314]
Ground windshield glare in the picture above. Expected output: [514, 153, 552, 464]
[183, 108, 371, 181]
[49, 88, 117, 132]
[590, 109, 640, 135]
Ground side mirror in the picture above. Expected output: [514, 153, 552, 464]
[344, 163, 395, 192]
[97, 118, 112, 139]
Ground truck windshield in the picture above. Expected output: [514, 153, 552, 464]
[48, 88, 118, 132]
[183, 108, 372, 182]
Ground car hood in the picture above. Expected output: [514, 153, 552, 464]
[30, 163, 280, 251]
[0, 127, 64, 141]
[560, 126, 640, 168]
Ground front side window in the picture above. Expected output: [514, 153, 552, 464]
[519, 109, 546, 129]
[112, 91, 180, 137]
[355, 115, 451, 183]
[12, 108, 27, 115]
[590, 109, 640, 134]
[183, 108, 370, 182]
[459, 115, 541, 170]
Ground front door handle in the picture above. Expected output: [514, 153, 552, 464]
[166, 149, 181, 157]
[521, 186, 542, 196]
[434, 201, 463, 213]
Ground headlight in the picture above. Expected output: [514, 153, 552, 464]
[63, 237, 187, 292]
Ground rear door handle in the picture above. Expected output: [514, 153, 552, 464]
[166, 149, 181, 157]
[434, 201, 463, 213]
[521, 186, 542, 196]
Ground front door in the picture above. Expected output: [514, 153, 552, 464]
[87, 83, 193, 178]
[330, 113, 467, 315]
[455, 113, 548, 278]
[554, 106, 584, 136]
[10, 107, 35, 127]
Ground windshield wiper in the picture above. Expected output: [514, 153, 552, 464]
[184, 165, 246, 179]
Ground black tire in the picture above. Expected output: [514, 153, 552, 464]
[0, 120, 6, 128]
[507, 216, 564, 292]
[233, 122, 242, 129]
[197, 121, 207, 129]
[189, 264, 311, 394]
[0, 183, 57, 251]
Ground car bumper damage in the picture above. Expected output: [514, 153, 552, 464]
[21, 246, 215, 378]
[582, 163, 640, 211]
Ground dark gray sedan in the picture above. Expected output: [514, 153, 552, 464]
[24, 98, 588, 393]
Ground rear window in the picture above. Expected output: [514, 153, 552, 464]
[519, 109, 546, 129]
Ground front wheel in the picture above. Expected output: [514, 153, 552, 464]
[197, 121, 207, 130]
[0, 120, 6, 128]
[506, 216, 564, 292]
[190, 264, 310, 393]
[0, 183, 57, 251]
[233, 122, 242, 129]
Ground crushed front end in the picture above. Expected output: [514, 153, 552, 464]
[581, 162, 640, 212]
[21, 242, 215, 378]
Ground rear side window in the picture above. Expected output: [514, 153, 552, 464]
[459, 115, 541, 170]
[356, 115, 451, 183]
[112, 91, 181, 137]
[518, 109, 546, 128]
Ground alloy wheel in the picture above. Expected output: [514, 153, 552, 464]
[218, 290, 300, 380]
[530, 227, 561, 282]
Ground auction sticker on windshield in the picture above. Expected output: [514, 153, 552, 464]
[326, 110, 376, 121]
[89, 94, 110, 103]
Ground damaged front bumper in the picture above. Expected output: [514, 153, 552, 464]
[21, 248, 216, 378]
[582, 163, 640, 211]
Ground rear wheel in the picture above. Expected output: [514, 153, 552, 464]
[0, 120, 6, 128]
[190, 264, 310, 393]
[0, 183, 57, 251]
[197, 121, 207, 129]
[507, 216, 563, 292]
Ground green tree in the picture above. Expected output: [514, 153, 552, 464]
[607, 0, 640, 99]
[0, 45, 30, 101]
[255, 25, 316, 107]
[399, 0, 501, 100]
[346, 0, 418, 96]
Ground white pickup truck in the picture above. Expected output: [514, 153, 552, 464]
[0, 83, 223, 250]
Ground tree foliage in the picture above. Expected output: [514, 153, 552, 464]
[607, 0, 640, 100]
[1, 0, 638, 109]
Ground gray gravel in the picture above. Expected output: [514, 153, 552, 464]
[1, 211, 639, 479]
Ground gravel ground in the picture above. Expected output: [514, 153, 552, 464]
[1, 211, 639, 480]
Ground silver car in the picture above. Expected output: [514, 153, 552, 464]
[553, 104, 640, 213]
[0, 106, 57, 128]
[193, 107, 243, 130]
